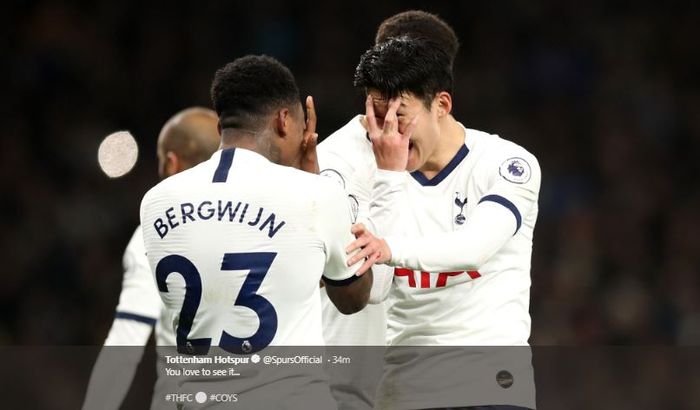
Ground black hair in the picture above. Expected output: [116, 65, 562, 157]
[375, 10, 459, 67]
[354, 36, 453, 109]
[210, 55, 300, 131]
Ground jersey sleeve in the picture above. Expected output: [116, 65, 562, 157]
[315, 180, 364, 285]
[318, 147, 371, 228]
[370, 169, 410, 236]
[83, 227, 158, 410]
[385, 150, 541, 273]
[106, 226, 161, 345]
[477, 153, 541, 234]
[368, 264, 393, 304]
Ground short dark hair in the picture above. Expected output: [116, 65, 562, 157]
[354, 36, 453, 109]
[210, 55, 300, 130]
[375, 10, 459, 67]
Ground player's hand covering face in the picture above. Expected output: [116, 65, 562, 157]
[365, 94, 418, 171]
[346, 223, 391, 275]
[299, 95, 319, 174]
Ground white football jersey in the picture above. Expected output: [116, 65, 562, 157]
[83, 227, 176, 410]
[317, 115, 387, 347]
[317, 116, 388, 410]
[107, 226, 175, 346]
[140, 147, 364, 409]
[371, 126, 540, 409]
[141, 147, 361, 351]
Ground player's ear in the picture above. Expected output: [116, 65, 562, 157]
[435, 92, 452, 117]
[217, 121, 222, 136]
[275, 108, 290, 138]
[164, 151, 181, 177]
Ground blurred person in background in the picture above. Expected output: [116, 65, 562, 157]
[82, 107, 221, 410]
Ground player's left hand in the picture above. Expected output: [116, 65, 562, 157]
[346, 223, 391, 275]
[300, 95, 319, 174]
[365, 95, 418, 171]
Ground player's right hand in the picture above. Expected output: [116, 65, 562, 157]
[346, 223, 391, 276]
[365, 95, 418, 171]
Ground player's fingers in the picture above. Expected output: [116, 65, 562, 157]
[306, 132, 318, 151]
[365, 95, 381, 139]
[349, 238, 379, 266]
[402, 115, 419, 141]
[382, 98, 400, 134]
[300, 132, 320, 174]
[305, 95, 317, 135]
[345, 235, 370, 256]
[351, 223, 366, 236]
[355, 251, 383, 276]
[354, 254, 376, 276]
[386, 97, 401, 118]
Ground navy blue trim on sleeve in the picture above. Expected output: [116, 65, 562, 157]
[212, 148, 235, 183]
[323, 274, 362, 287]
[479, 194, 522, 234]
[410, 145, 469, 186]
[114, 311, 157, 326]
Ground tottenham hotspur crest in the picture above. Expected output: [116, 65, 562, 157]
[454, 192, 467, 225]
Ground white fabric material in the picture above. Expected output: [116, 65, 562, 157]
[317, 115, 387, 346]
[112, 227, 162, 324]
[370, 125, 540, 409]
[317, 116, 387, 410]
[141, 148, 361, 347]
[140, 148, 363, 409]
[384, 199, 518, 272]
[83, 227, 174, 410]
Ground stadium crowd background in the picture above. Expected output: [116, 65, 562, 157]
[3, 0, 700, 349]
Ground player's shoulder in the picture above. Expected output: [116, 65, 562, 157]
[285, 165, 347, 199]
[142, 153, 217, 204]
[318, 115, 372, 158]
[125, 225, 144, 250]
[239, 150, 345, 199]
[122, 224, 145, 263]
[466, 127, 533, 157]
[464, 126, 540, 183]
[466, 126, 538, 164]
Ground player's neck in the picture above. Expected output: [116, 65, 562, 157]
[220, 131, 275, 162]
[418, 115, 465, 178]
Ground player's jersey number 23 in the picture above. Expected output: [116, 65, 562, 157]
[156, 252, 277, 355]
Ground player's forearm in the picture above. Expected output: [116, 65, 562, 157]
[82, 344, 146, 410]
[385, 202, 517, 272]
[83, 318, 154, 409]
[324, 271, 373, 314]
[369, 169, 407, 236]
[104, 315, 155, 346]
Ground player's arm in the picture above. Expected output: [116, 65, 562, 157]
[369, 168, 409, 236]
[316, 159, 392, 303]
[317, 180, 373, 314]
[349, 154, 541, 273]
[364, 95, 417, 236]
[323, 270, 372, 314]
[82, 227, 161, 410]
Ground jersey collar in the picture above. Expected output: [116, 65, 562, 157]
[409, 144, 469, 186]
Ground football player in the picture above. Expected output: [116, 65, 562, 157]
[317, 11, 461, 409]
[348, 37, 541, 410]
[140, 55, 371, 409]
[82, 107, 220, 410]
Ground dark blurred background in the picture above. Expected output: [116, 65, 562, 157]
[3, 0, 700, 346]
